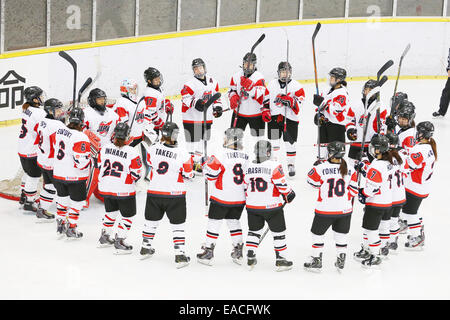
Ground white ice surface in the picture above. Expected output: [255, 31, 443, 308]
[1, 79, 449, 300]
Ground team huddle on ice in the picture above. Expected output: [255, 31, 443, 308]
[15, 51, 437, 271]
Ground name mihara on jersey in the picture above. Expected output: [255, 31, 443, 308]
[105, 147, 128, 159]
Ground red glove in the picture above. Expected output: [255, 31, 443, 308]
[229, 94, 240, 110]
[240, 76, 254, 91]
[262, 108, 271, 123]
[164, 99, 174, 114]
[154, 118, 164, 130]
[278, 94, 294, 109]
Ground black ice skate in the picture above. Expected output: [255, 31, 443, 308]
[304, 253, 322, 272]
[247, 250, 257, 270]
[36, 207, 55, 222]
[275, 251, 293, 272]
[335, 253, 346, 272]
[404, 234, 424, 250]
[398, 219, 408, 234]
[387, 236, 399, 253]
[231, 243, 243, 265]
[197, 244, 215, 266]
[353, 245, 370, 262]
[288, 164, 296, 177]
[56, 218, 67, 239]
[361, 254, 382, 268]
[19, 190, 26, 205]
[23, 200, 38, 213]
[66, 224, 83, 239]
[114, 235, 133, 255]
[98, 229, 115, 248]
[175, 253, 191, 269]
[140, 239, 155, 260]
[432, 111, 444, 118]
[380, 245, 389, 259]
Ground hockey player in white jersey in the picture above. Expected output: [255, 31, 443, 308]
[181, 58, 222, 173]
[244, 140, 296, 271]
[18, 86, 47, 212]
[395, 101, 416, 152]
[139, 122, 194, 268]
[265, 62, 305, 176]
[313, 68, 350, 158]
[305, 141, 358, 272]
[36, 98, 67, 221]
[197, 128, 249, 265]
[53, 107, 91, 238]
[403, 121, 437, 249]
[228, 52, 266, 137]
[97, 122, 142, 254]
[346, 79, 388, 168]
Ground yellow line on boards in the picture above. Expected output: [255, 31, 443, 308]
[1, 17, 449, 59]
[1, 75, 447, 127]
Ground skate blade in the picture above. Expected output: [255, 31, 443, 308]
[97, 243, 114, 249]
[335, 266, 345, 274]
[247, 265, 256, 271]
[176, 261, 190, 269]
[114, 249, 133, 255]
[361, 263, 381, 270]
[56, 233, 66, 240]
[388, 250, 399, 255]
[303, 267, 322, 273]
[276, 266, 293, 272]
[197, 258, 214, 266]
[35, 218, 55, 224]
[22, 210, 37, 215]
[232, 258, 243, 266]
[404, 246, 424, 251]
[139, 254, 154, 261]
[65, 236, 83, 241]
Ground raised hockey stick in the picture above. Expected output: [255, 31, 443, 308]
[375, 60, 394, 133]
[233, 33, 266, 128]
[390, 43, 411, 116]
[77, 77, 92, 107]
[281, 34, 295, 145]
[312, 22, 322, 159]
[59, 51, 77, 109]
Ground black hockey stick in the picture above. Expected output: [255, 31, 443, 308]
[390, 43, 411, 116]
[375, 60, 394, 133]
[77, 77, 92, 107]
[59, 51, 77, 109]
[282, 35, 295, 145]
[233, 34, 266, 128]
[312, 23, 322, 159]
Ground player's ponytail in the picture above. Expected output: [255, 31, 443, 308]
[390, 149, 403, 165]
[427, 138, 438, 160]
[339, 158, 348, 178]
[67, 123, 83, 131]
[381, 151, 394, 165]
[114, 138, 126, 148]
[22, 102, 30, 111]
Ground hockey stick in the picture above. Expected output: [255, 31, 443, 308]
[281, 33, 295, 145]
[59, 51, 77, 110]
[258, 201, 287, 245]
[390, 43, 411, 116]
[312, 23, 322, 159]
[77, 77, 92, 108]
[233, 34, 266, 128]
[375, 60, 394, 133]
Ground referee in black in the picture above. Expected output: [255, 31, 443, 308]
[433, 48, 450, 118]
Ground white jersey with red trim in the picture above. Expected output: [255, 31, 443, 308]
[138, 86, 166, 130]
[307, 161, 358, 216]
[391, 149, 409, 206]
[321, 86, 349, 125]
[18, 106, 46, 158]
[405, 143, 436, 198]
[181, 76, 222, 124]
[111, 96, 145, 142]
[396, 126, 416, 153]
[229, 70, 265, 117]
[361, 159, 394, 208]
[266, 79, 305, 122]
[98, 143, 142, 197]
[83, 107, 119, 149]
[244, 159, 292, 211]
[53, 128, 91, 182]
[204, 147, 249, 206]
[146, 142, 194, 197]
[346, 99, 387, 147]
[36, 118, 67, 171]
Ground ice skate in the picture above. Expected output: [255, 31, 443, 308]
[275, 251, 293, 272]
[98, 229, 114, 248]
[353, 245, 371, 262]
[404, 234, 424, 250]
[387, 236, 399, 254]
[36, 207, 55, 222]
[303, 253, 322, 273]
[379, 245, 389, 259]
[140, 239, 155, 260]
[288, 164, 296, 177]
[398, 219, 408, 234]
[56, 218, 68, 239]
[23, 200, 38, 213]
[175, 253, 190, 269]
[65, 224, 83, 239]
[335, 253, 346, 272]
[432, 111, 444, 118]
[231, 243, 243, 265]
[113, 234, 133, 255]
[197, 244, 214, 266]
[247, 250, 257, 270]
[19, 190, 26, 205]
[361, 254, 382, 268]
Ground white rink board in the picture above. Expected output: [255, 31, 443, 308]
[0, 79, 449, 299]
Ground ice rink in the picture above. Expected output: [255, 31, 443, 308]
[1, 79, 449, 300]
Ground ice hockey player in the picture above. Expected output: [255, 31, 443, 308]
[264, 62, 305, 177]
[181, 58, 223, 174]
[244, 140, 296, 271]
[354, 135, 394, 267]
[313, 68, 350, 159]
[432, 48, 449, 118]
[53, 107, 91, 238]
[305, 141, 358, 272]
[36, 98, 67, 221]
[395, 101, 416, 152]
[140, 122, 194, 268]
[346, 79, 387, 169]
[18, 86, 47, 212]
[228, 52, 267, 138]
[386, 92, 408, 132]
[402, 121, 437, 249]
[83, 88, 119, 207]
[197, 128, 249, 266]
[97, 122, 142, 254]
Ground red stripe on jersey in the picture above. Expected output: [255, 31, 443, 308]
[314, 209, 352, 215]
[246, 203, 283, 210]
[99, 191, 136, 197]
[147, 190, 186, 196]
[235, 112, 262, 117]
[209, 197, 243, 206]
[206, 234, 218, 239]
[405, 188, 429, 199]
[53, 175, 88, 181]
[182, 119, 213, 124]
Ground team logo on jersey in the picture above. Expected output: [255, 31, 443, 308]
[136, 110, 145, 123]
[358, 115, 366, 127]
[97, 121, 113, 136]
[202, 91, 212, 103]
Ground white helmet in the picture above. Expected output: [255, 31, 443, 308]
[120, 79, 138, 102]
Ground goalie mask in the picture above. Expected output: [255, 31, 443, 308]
[120, 79, 138, 102]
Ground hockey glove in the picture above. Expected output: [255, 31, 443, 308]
[229, 94, 240, 110]
[283, 190, 296, 204]
[262, 108, 272, 123]
[314, 113, 327, 126]
[164, 99, 174, 115]
[278, 94, 294, 109]
[213, 105, 223, 118]
[346, 128, 357, 141]
[385, 115, 396, 131]
[313, 158, 325, 166]
[194, 99, 205, 112]
[358, 188, 367, 204]
[154, 118, 164, 130]
[313, 94, 324, 107]
[354, 159, 370, 177]
[240, 76, 254, 91]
